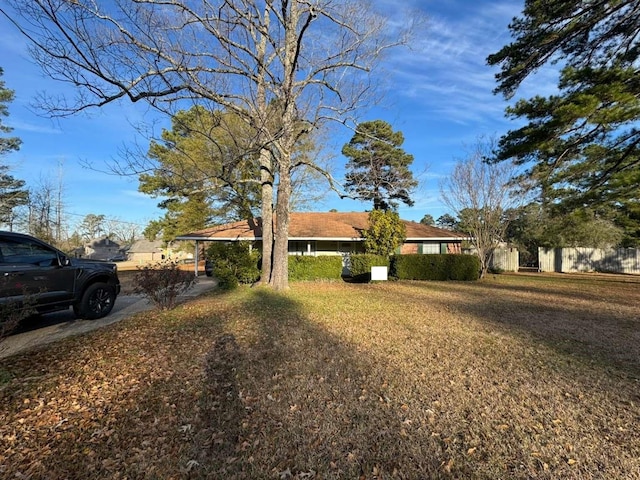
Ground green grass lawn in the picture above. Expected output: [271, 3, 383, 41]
[1, 274, 639, 479]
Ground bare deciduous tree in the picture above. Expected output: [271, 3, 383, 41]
[440, 139, 521, 278]
[27, 176, 67, 246]
[1, 0, 414, 289]
[104, 218, 141, 248]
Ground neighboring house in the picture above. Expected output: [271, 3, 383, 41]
[84, 237, 121, 260]
[175, 211, 468, 274]
[127, 239, 165, 264]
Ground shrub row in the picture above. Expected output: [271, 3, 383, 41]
[348, 254, 390, 283]
[288, 255, 343, 281]
[204, 244, 480, 286]
[289, 254, 479, 282]
[393, 254, 480, 281]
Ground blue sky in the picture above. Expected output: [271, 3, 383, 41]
[0, 0, 551, 232]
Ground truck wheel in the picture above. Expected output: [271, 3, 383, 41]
[73, 282, 116, 320]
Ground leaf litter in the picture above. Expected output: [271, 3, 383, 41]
[0, 274, 639, 479]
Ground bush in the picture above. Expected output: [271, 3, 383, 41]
[215, 268, 239, 291]
[206, 242, 260, 290]
[362, 210, 406, 256]
[393, 254, 480, 281]
[134, 260, 198, 309]
[349, 254, 391, 283]
[288, 256, 343, 281]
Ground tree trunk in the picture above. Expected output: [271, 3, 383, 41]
[270, 158, 291, 290]
[259, 148, 274, 284]
[479, 248, 494, 279]
[268, 0, 301, 291]
[255, 4, 272, 286]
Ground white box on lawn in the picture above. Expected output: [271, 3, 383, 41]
[371, 266, 388, 281]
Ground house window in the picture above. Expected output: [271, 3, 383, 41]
[421, 243, 440, 254]
[289, 241, 315, 255]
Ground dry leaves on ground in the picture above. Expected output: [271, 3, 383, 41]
[1, 273, 639, 479]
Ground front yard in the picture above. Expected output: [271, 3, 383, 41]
[1, 274, 639, 479]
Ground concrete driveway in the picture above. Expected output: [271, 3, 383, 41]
[0, 276, 217, 359]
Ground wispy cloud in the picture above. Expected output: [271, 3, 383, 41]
[377, 0, 545, 128]
[10, 119, 62, 135]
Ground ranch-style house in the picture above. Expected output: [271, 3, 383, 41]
[176, 211, 468, 276]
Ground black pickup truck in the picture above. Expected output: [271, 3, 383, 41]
[0, 231, 121, 320]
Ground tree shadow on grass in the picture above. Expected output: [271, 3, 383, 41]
[2, 284, 639, 479]
[404, 279, 640, 377]
[191, 288, 449, 479]
[195, 285, 640, 479]
[479, 273, 640, 310]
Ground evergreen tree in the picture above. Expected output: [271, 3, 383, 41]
[436, 214, 458, 231]
[419, 214, 435, 226]
[343, 120, 417, 211]
[488, 1, 640, 245]
[140, 106, 259, 237]
[505, 202, 626, 254]
[0, 67, 28, 230]
[0, 67, 22, 157]
[143, 192, 212, 244]
[362, 209, 406, 257]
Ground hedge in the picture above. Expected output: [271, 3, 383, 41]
[206, 242, 260, 290]
[393, 254, 480, 281]
[349, 254, 391, 283]
[288, 255, 343, 281]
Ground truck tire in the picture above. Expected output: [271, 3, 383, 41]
[73, 282, 116, 320]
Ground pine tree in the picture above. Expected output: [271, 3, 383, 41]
[488, 1, 640, 245]
[0, 67, 28, 230]
[343, 120, 417, 211]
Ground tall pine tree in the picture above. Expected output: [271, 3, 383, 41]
[488, 1, 640, 245]
[0, 67, 28, 230]
[342, 120, 417, 211]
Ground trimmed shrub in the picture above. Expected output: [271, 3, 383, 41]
[134, 260, 198, 309]
[206, 242, 260, 290]
[362, 209, 406, 256]
[288, 256, 343, 281]
[393, 254, 480, 281]
[349, 254, 391, 283]
[215, 268, 239, 291]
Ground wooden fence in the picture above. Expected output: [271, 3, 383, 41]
[491, 248, 520, 272]
[538, 247, 640, 274]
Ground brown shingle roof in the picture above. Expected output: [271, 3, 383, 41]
[176, 212, 465, 241]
